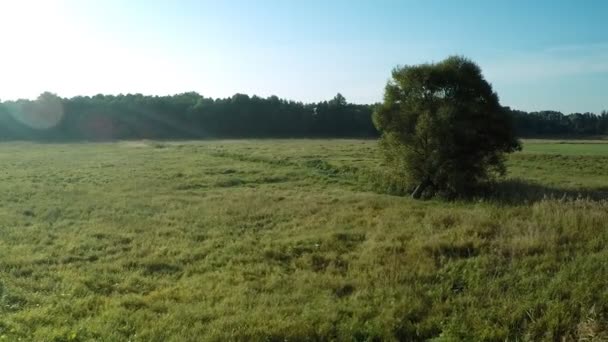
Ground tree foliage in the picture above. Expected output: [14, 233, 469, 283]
[0, 93, 376, 141]
[373, 56, 521, 198]
[506, 108, 608, 136]
[0, 90, 607, 142]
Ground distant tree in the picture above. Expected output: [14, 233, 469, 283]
[373, 56, 521, 199]
[329, 93, 347, 107]
[600, 111, 608, 134]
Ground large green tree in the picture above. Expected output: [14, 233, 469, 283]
[373, 56, 521, 198]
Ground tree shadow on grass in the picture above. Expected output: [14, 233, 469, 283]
[482, 179, 608, 205]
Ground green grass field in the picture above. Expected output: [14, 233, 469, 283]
[1, 139, 607, 341]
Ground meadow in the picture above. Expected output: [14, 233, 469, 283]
[0, 139, 607, 341]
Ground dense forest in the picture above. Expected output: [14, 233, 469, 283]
[507, 107, 608, 136]
[0, 92, 606, 141]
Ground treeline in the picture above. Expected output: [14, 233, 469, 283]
[0, 92, 607, 141]
[0, 92, 376, 141]
[506, 107, 608, 136]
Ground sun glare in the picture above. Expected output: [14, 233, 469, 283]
[0, 1, 73, 100]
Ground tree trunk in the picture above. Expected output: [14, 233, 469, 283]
[411, 177, 432, 199]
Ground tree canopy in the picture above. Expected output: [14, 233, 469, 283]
[373, 56, 521, 198]
[0, 93, 376, 141]
[0, 90, 606, 142]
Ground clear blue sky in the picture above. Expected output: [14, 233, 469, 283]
[1, 0, 607, 113]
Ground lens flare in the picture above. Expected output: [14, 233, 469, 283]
[11, 93, 64, 130]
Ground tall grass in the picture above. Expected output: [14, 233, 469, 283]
[0, 139, 607, 341]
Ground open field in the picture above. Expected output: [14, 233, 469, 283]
[520, 139, 608, 156]
[1, 139, 608, 341]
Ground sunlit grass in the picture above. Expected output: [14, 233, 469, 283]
[522, 139, 608, 156]
[0, 139, 607, 341]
